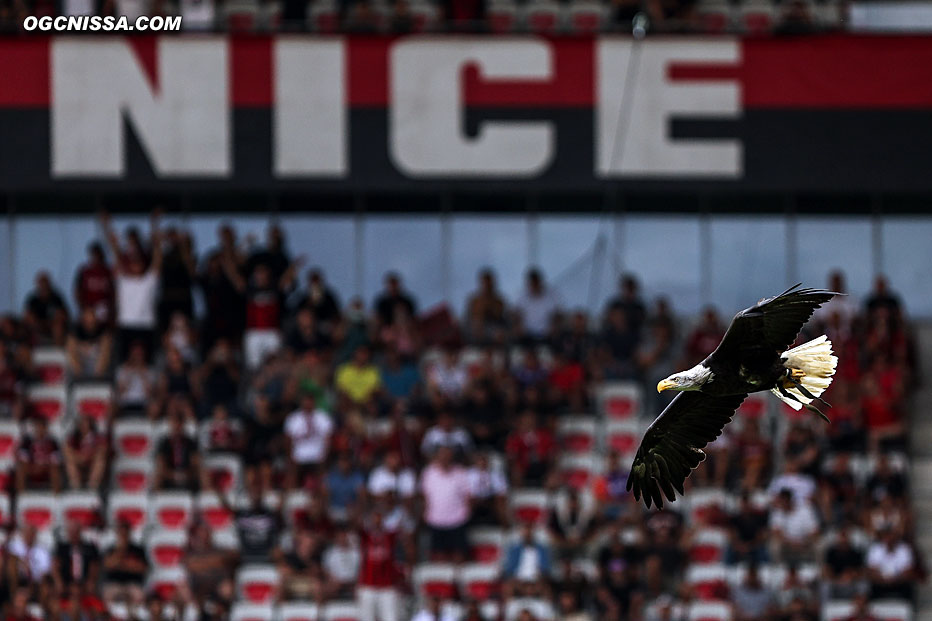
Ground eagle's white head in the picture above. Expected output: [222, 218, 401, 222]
[657, 363, 713, 393]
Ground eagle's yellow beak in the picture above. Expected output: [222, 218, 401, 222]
[657, 379, 676, 393]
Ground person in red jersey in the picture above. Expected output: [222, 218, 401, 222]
[356, 510, 400, 621]
[73, 242, 115, 325]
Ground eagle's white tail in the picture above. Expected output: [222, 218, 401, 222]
[770, 335, 838, 411]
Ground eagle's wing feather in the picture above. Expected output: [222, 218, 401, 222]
[626, 391, 747, 509]
[713, 284, 837, 358]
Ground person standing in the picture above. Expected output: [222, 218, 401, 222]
[357, 511, 400, 621]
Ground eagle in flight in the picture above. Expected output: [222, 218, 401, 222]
[627, 284, 839, 509]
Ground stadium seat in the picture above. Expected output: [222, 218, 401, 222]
[739, 0, 775, 34]
[32, 347, 67, 384]
[509, 489, 550, 525]
[71, 382, 112, 422]
[412, 562, 458, 599]
[0, 420, 20, 461]
[113, 419, 155, 458]
[150, 492, 194, 531]
[822, 601, 854, 621]
[688, 601, 733, 621]
[458, 563, 501, 600]
[469, 526, 506, 563]
[689, 528, 729, 564]
[686, 489, 736, 524]
[279, 602, 321, 621]
[556, 416, 598, 453]
[504, 598, 555, 621]
[409, 0, 439, 31]
[203, 453, 243, 494]
[598, 382, 642, 419]
[16, 492, 59, 534]
[869, 600, 913, 621]
[686, 564, 730, 601]
[567, 0, 604, 32]
[195, 491, 235, 532]
[525, 0, 562, 32]
[147, 567, 187, 600]
[487, 0, 518, 33]
[696, 0, 733, 32]
[557, 454, 603, 488]
[27, 384, 67, 424]
[322, 601, 360, 621]
[236, 564, 281, 604]
[309, 0, 339, 32]
[59, 490, 102, 528]
[230, 604, 275, 621]
[605, 420, 640, 455]
[112, 457, 154, 493]
[107, 493, 149, 535]
[224, 0, 259, 29]
[146, 530, 188, 568]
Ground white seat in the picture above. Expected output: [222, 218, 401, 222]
[27, 384, 67, 424]
[230, 603, 275, 621]
[112, 419, 155, 458]
[146, 529, 188, 568]
[688, 601, 733, 621]
[203, 453, 243, 494]
[236, 564, 280, 604]
[597, 381, 643, 419]
[149, 491, 194, 531]
[556, 416, 598, 453]
[870, 600, 913, 621]
[567, 0, 605, 32]
[283, 490, 310, 528]
[322, 601, 360, 621]
[71, 382, 113, 421]
[107, 492, 149, 535]
[457, 562, 501, 600]
[146, 567, 188, 600]
[557, 453, 604, 488]
[16, 492, 60, 535]
[32, 347, 67, 384]
[59, 490, 102, 529]
[0, 420, 20, 461]
[279, 602, 320, 621]
[112, 457, 154, 493]
[468, 526, 506, 564]
[412, 562, 457, 600]
[504, 598, 555, 621]
[509, 489, 550, 525]
[195, 491, 236, 532]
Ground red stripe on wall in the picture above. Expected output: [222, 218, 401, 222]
[741, 35, 932, 108]
[0, 38, 49, 106]
[231, 35, 273, 106]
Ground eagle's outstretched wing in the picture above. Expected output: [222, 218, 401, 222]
[627, 391, 747, 509]
[712, 284, 837, 358]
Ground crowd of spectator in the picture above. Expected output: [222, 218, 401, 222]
[0, 0, 837, 36]
[0, 212, 921, 621]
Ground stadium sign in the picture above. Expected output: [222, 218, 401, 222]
[2, 34, 932, 192]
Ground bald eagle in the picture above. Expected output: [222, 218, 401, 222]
[627, 284, 839, 509]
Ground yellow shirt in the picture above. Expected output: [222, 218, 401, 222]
[335, 362, 382, 404]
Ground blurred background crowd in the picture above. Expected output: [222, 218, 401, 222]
[0, 211, 921, 621]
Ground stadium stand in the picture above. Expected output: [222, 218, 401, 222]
[0, 214, 921, 621]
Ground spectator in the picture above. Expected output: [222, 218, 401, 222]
[505, 411, 555, 486]
[156, 227, 196, 331]
[24, 271, 69, 342]
[592, 450, 632, 520]
[769, 489, 820, 564]
[292, 269, 342, 335]
[336, 345, 382, 407]
[774, 0, 816, 34]
[323, 528, 361, 598]
[218, 479, 283, 564]
[467, 452, 508, 525]
[426, 347, 469, 401]
[374, 272, 417, 329]
[514, 268, 561, 343]
[63, 414, 107, 490]
[16, 416, 63, 492]
[199, 235, 246, 351]
[823, 527, 867, 600]
[66, 306, 113, 379]
[842, 594, 881, 621]
[286, 308, 331, 356]
[279, 528, 325, 602]
[184, 521, 235, 608]
[154, 413, 202, 491]
[199, 403, 243, 454]
[732, 563, 774, 621]
[410, 597, 457, 621]
[420, 446, 472, 562]
[380, 348, 421, 401]
[8, 524, 53, 586]
[0, 340, 23, 419]
[158, 345, 195, 405]
[503, 523, 553, 594]
[681, 306, 724, 368]
[285, 393, 334, 489]
[325, 451, 366, 522]
[600, 306, 638, 376]
[196, 339, 241, 418]
[548, 489, 599, 560]
[101, 521, 148, 606]
[245, 224, 298, 290]
[465, 268, 508, 343]
[53, 521, 99, 593]
[229, 262, 289, 371]
[357, 511, 400, 621]
[463, 380, 505, 450]
[369, 450, 417, 503]
[420, 410, 472, 459]
[557, 590, 593, 621]
[115, 340, 157, 417]
[866, 527, 915, 600]
[243, 394, 285, 491]
[605, 274, 647, 340]
[727, 492, 769, 565]
[102, 210, 162, 361]
[73, 242, 115, 324]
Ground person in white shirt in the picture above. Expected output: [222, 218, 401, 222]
[368, 451, 417, 499]
[467, 452, 508, 525]
[769, 489, 820, 564]
[426, 348, 469, 400]
[285, 394, 334, 488]
[420, 410, 473, 459]
[409, 597, 457, 621]
[101, 210, 163, 362]
[866, 528, 915, 600]
[767, 463, 817, 503]
[514, 268, 562, 342]
[323, 529, 361, 598]
[8, 525, 52, 583]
